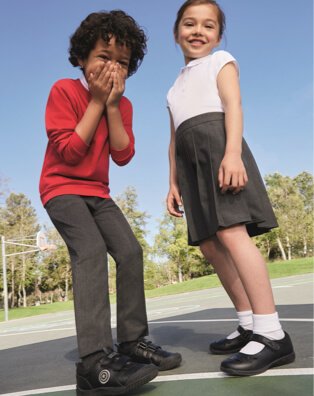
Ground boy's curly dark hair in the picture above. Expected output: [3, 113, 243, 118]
[69, 10, 147, 77]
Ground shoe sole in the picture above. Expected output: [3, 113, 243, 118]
[221, 352, 296, 377]
[76, 368, 158, 395]
[157, 355, 182, 371]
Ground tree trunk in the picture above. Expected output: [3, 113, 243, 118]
[286, 236, 292, 260]
[10, 258, 15, 308]
[303, 236, 307, 257]
[34, 276, 42, 304]
[266, 239, 271, 259]
[65, 262, 70, 302]
[276, 237, 287, 260]
[17, 284, 22, 307]
[178, 263, 183, 283]
[22, 255, 27, 307]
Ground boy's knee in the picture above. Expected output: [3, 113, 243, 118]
[116, 240, 143, 267]
[127, 241, 143, 261]
[74, 239, 107, 262]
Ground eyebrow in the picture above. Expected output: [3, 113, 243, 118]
[182, 17, 217, 24]
[97, 50, 130, 63]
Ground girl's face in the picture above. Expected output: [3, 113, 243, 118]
[79, 36, 131, 80]
[176, 4, 221, 64]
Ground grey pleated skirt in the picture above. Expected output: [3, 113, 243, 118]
[175, 112, 278, 246]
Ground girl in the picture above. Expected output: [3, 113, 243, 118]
[167, 0, 295, 376]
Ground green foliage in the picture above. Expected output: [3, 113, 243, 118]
[0, 193, 40, 308]
[40, 228, 72, 302]
[115, 186, 150, 254]
[255, 172, 313, 260]
[0, 172, 312, 310]
[153, 208, 214, 283]
[1, 257, 312, 322]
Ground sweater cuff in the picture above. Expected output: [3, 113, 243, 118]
[110, 142, 134, 163]
[71, 132, 89, 156]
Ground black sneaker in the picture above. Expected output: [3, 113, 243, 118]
[118, 338, 182, 371]
[76, 348, 158, 395]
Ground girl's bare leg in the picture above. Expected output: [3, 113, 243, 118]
[215, 225, 276, 314]
[200, 235, 252, 312]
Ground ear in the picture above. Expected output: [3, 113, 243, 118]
[78, 59, 85, 69]
[214, 37, 221, 48]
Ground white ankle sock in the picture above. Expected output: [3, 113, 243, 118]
[227, 310, 253, 339]
[253, 312, 285, 340]
[240, 312, 285, 355]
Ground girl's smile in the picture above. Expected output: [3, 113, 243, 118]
[176, 4, 221, 64]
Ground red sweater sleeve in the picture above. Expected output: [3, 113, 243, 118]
[45, 82, 89, 165]
[110, 97, 135, 166]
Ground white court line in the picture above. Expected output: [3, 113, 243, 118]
[1, 368, 313, 396]
[149, 318, 314, 324]
[1, 317, 313, 337]
[0, 327, 76, 336]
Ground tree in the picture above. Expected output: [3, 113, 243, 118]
[154, 209, 212, 283]
[115, 186, 150, 255]
[40, 227, 72, 303]
[293, 172, 313, 257]
[1, 193, 39, 307]
[114, 186, 153, 289]
[265, 173, 309, 260]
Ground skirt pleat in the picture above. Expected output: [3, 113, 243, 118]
[175, 112, 278, 246]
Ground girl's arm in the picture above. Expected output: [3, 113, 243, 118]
[167, 110, 183, 217]
[217, 63, 248, 194]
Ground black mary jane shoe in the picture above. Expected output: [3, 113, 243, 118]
[220, 331, 295, 376]
[209, 326, 253, 355]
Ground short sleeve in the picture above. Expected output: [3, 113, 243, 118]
[212, 50, 239, 78]
[166, 87, 173, 109]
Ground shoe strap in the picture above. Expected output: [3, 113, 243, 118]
[100, 351, 130, 370]
[250, 333, 281, 351]
[137, 339, 160, 355]
[237, 326, 252, 338]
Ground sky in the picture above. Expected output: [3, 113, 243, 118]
[0, 0, 313, 244]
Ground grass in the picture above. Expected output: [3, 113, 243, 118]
[0, 257, 313, 322]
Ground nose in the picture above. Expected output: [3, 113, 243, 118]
[193, 24, 203, 36]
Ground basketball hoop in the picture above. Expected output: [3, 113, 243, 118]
[36, 231, 57, 251]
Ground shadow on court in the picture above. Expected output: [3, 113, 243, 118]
[0, 304, 313, 395]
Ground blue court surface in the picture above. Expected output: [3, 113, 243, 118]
[0, 274, 313, 396]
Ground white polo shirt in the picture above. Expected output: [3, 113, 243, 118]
[167, 50, 238, 131]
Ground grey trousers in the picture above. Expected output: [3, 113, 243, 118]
[45, 195, 148, 358]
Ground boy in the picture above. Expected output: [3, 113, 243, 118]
[40, 10, 181, 395]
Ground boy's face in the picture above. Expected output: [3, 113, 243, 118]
[79, 36, 131, 80]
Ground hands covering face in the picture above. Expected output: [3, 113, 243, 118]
[87, 61, 126, 107]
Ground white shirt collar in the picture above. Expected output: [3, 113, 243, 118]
[80, 74, 89, 91]
[182, 53, 212, 70]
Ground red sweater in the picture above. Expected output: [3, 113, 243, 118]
[39, 79, 135, 206]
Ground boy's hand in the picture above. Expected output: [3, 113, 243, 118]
[218, 153, 248, 194]
[87, 62, 114, 106]
[106, 64, 126, 108]
[167, 185, 184, 217]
